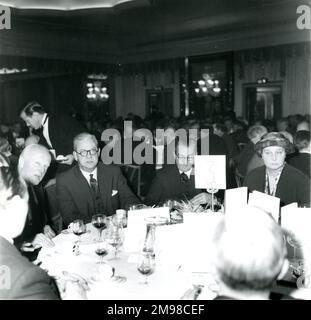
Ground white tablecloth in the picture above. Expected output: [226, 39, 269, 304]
[38, 223, 218, 300]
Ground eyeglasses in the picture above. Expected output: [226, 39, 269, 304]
[75, 149, 98, 157]
[175, 154, 195, 161]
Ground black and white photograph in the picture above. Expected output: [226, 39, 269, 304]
[0, 0, 310, 305]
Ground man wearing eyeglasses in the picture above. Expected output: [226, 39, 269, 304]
[56, 133, 139, 227]
[145, 135, 213, 207]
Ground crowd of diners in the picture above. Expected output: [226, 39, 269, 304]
[0, 100, 310, 300]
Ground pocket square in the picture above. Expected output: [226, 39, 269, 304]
[112, 190, 118, 197]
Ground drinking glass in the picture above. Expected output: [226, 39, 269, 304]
[137, 252, 155, 285]
[287, 233, 303, 260]
[95, 242, 108, 264]
[106, 222, 124, 260]
[92, 214, 106, 242]
[71, 219, 86, 243]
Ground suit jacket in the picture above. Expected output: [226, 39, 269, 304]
[56, 162, 139, 226]
[0, 236, 59, 300]
[39, 113, 85, 157]
[288, 153, 311, 179]
[14, 184, 48, 249]
[243, 164, 311, 207]
[144, 164, 204, 206]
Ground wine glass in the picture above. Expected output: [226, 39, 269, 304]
[71, 219, 86, 243]
[95, 242, 108, 264]
[137, 252, 155, 285]
[92, 214, 106, 242]
[106, 222, 124, 260]
[287, 233, 303, 260]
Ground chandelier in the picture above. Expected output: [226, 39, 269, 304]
[86, 81, 109, 102]
[194, 73, 221, 97]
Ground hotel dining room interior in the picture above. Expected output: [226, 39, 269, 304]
[0, 0, 311, 302]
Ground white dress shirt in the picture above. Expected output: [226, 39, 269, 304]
[80, 167, 98, 186]
[178, 168, 192, 179]
[42, 113, 53, 149]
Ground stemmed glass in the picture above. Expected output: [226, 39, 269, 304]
[95, 242, 108, 264]
[137, 252, 155, 285]
[71, 219, 86, 244]
[287, 233, 303, 260]
[106, 220, 124, 260]
[92, 214, 106, 242]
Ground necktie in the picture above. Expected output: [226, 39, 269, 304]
[89, 174, 98, 194]
[180, 172, 189, 183]
[89, 174, 103, 214]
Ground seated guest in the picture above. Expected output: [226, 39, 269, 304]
[244, 132, 310, 207]
[213, 123, 239, 165]
[0, 137, 18, 167]
[288, 130, 311, 178]
[56, 133, 139, 226]
[145, 136, 213, 207]
[235, 125, 267, 177]
[15, 144, 55, 252]
[0, 164, 60, 299]
[24, 134, 40, 147]
[212, 206, 289, 300]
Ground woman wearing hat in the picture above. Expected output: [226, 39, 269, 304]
[243, 132, 310, 207]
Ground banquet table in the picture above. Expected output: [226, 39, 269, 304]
[37, 222, 218, 300]
[37, 218, 311, 300]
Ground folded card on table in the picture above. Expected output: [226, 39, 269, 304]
[281, 205, 311, 244]
[248, 190, 280, 222]
[154, 223, 185, 268]
[124, 207, 170, 253]
[182, 212, 223, 272]
[225, 187, 248, 215]
[194, 155, 226, 190]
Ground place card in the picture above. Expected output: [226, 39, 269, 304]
[281, 207, 311, 243]
[182, 212, 223, 271]
[225, 187, 248, 215]
[248, 190, 280, 222]
[194, 155, 226, 190]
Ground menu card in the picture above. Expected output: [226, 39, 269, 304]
[194, 155, 226, 190]
[248, 190, 280, 222]
[281, 206, 311, 244]
[182, 212, 223, 272]
[225, 187, 248, 215]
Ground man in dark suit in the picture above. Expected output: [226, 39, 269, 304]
[20, 101, 85, 170]
[56, 133, 139, 227]
[0, 163, 59, 299]
[15, 144, 55, 256]
[145, 136, 214, 207]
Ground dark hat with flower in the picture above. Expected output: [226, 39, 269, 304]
[255, 132, 294, 155]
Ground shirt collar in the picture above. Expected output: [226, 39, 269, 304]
[179, 168, 193, 178]
[41, 113, 48, 126]
[80, 166, 98, 183]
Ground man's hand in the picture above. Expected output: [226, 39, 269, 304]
[43, 225, 56, 239]
[32, 233, 55, 249]
[59, 154, 74, 165]
[190, 192, 213, 206]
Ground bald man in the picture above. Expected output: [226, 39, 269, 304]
[15, 144, 55, 255]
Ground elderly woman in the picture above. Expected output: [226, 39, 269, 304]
[243, 132, 310, 207]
